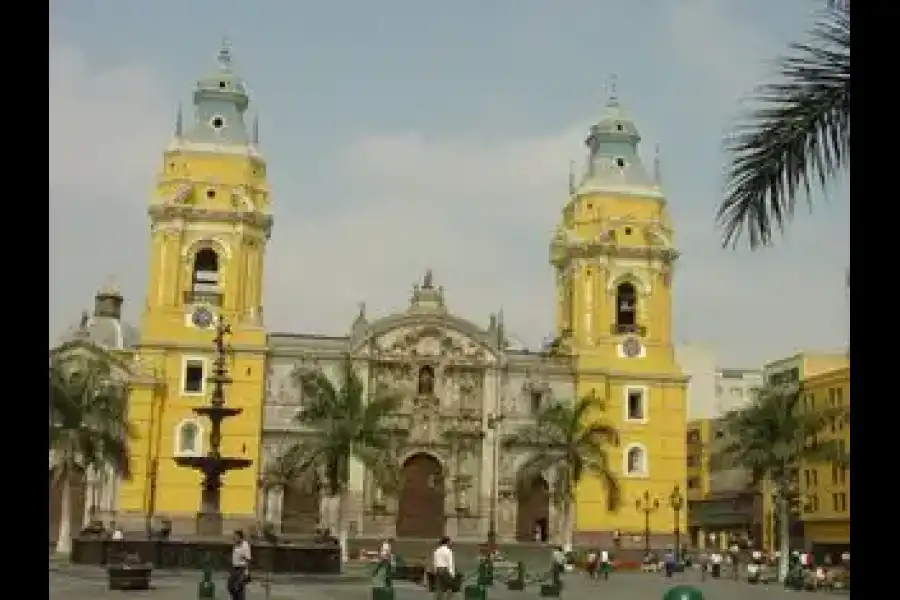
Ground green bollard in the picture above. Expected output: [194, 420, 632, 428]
[539, 563, 562, 598]
[662, 585, 705, 600]
[506, 561, 526, 591]
[371, 558, 396, 600]
[477, 556, 494, 587]
[197, 566, 215, 599]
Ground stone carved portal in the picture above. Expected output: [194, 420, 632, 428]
[396, 453, 445, 539]
[516, 475, 550, 542]
[281, 474, 320, 534]
[49, 470, 87, 544]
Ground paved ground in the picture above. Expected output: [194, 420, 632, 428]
[50, 567, 838, 599]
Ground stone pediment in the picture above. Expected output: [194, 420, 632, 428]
[352, 316, 496, 365]
[50, 340, 160, 386]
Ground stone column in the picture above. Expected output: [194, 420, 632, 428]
[268, 487, 283, 532]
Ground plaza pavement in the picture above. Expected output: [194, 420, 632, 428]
[50, 566, 834, 599]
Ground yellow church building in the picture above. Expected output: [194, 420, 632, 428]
[52, 46, 687, 545]
[549, 89, 688, 546]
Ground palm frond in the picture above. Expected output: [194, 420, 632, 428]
[718, 1, 850, 248]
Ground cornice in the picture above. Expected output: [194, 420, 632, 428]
[148, 205, 273, 237]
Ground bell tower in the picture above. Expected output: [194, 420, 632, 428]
[119, 41, 272, 527]
[550, 84, 688, 546]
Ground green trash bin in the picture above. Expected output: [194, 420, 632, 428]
[662, 585, 705, 600]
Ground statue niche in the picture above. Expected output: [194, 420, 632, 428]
[418, 365, 435, 396]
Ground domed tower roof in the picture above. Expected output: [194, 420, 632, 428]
[178, 38, 253, 147]
[576, 78, 661, 198]
[60, 283, 139, 351]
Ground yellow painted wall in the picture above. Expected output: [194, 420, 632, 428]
[552, 186, 687, 537]
[799, 365, 850, 545]
[117, 130, 271, 521]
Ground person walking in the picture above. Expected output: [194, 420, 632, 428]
[432, 536, 456, 600]
[599, 548, 611, 581]
[228, 530, 252, 600]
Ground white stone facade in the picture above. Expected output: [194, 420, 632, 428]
[261, 274, 576, 542]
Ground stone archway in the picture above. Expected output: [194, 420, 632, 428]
[281, 473, 321, 535]
[516, 474, 550, 542]
[396, 453, 445, 539]
[49, 471, 87, 545]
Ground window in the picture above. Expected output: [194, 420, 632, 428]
[687, 477, 700, 489]
[805, 495, 819, 513]
[175, 420, 201, 456]
[812, 469, 818, 486]
[625, 388, 645, 421]
[686, 456, 699, 468]
[832, 493, 848, 512]
[836, 387, 844, 405]
[191, 248, 220, 298]
[615, 282, 637, 331]
[713, 429, 725, 440]
[530, 390, 543, 414]
[828, 388, 836, 406]
[804, 469, 811, 487]
[625, 445, 647, 476]
[183, 358, 205, 395]
[831, 464, 839, 484]
[686, 430, 701, 444]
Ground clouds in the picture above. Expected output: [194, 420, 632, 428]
[49, 1, 849, 367]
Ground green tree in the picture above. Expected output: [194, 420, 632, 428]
[712, 383, 847, 581]
[502, 394, 620, 548]
[258, 444, 312, 525]
[717, 0, 850, 249]
[49, 353, 134, 554]
[288, 358, 402, 561]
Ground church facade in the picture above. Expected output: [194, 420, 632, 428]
[51, 45, 687, 547]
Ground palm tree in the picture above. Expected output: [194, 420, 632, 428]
[502, 394, 620, 549]
[258, 444, 311, 526]
[717, 0, 850, 249]
[49, 353, 134, 554]
[288, 358, 403, 562]
[713, 383, 847, 581]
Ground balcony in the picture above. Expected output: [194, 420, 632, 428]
[183, 290, 223, 307]
[611, 323, 647, 336]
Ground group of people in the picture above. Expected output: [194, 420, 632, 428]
[584, 549, 613, 580]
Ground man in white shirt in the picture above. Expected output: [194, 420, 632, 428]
[432, 536, 455, 600]
[228, 530, 252, 600]
[599, 549, 611, 580]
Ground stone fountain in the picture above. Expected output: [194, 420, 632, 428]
[174, 316, 253, 536]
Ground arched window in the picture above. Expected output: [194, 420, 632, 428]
[175, 420, 202, 456]
[625, 444, 647, 476]
[615, 282, 637, 332]
[191, 248, 220, 301]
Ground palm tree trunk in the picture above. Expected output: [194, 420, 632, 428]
[336, 491, 349, 564]
[55, 475, 72, 555]
[777, 496, 791, 582]
[561, 500, 574, 551]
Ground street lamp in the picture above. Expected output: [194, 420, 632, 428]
[486, 411, 504, 547]
[636, 491, 660, 555]
[669, 485, 684, 562]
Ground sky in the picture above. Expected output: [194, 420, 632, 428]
[49, 0, 849, 367]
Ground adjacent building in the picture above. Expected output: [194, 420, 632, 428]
[680, 349, 763, 551]
[798, 365, 850, 557]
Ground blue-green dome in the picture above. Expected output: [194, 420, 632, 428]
[183, 40, 251, 145]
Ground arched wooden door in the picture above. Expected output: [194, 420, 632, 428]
[516, 475, 550, 542]
[396, 453, 445, 539]
[49, 471, 87, 545]
[281, 474, 320, 535]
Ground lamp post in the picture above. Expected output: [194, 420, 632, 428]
[669, 485, 684, 562]
[486, 411, 504, 547]
[636, 491, 660, 555]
